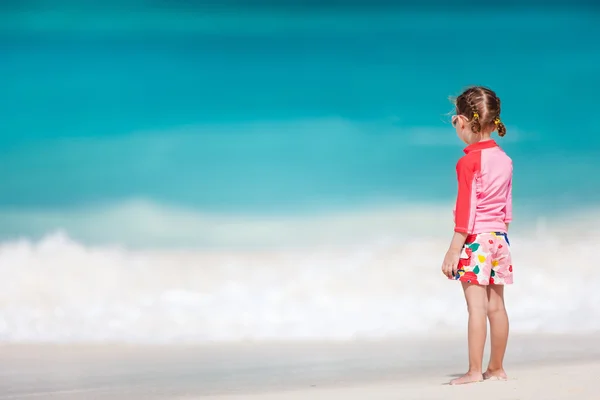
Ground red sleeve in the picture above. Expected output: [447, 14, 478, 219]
[454, 155, 480, 233]
[504, 177, 512, 223]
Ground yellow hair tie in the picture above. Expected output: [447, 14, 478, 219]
[472, 112, 479, 120]
[494, 118, 500, 125]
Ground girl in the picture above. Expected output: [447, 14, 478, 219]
[441, 86, 513, 385]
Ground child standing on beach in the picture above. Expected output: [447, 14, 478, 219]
[441, 86, 513, 385]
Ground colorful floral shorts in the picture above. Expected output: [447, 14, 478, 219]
[451, 232, 513, 285]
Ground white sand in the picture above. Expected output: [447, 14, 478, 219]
[207, 362, 600, 400]
[0, 334, 599, 399]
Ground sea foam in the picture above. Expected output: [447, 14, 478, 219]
[0, 203, 598, 343]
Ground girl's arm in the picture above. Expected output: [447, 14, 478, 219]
[454, 156, 478, 234]
[448, 231, 468, 252]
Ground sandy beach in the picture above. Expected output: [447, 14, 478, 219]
[209, 362, 600, 400]
[0, 333, 599, 399]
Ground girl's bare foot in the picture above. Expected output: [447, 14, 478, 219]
[449, 371, 484, 385]
[483, 368, 508, 381]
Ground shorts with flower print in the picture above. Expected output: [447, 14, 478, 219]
[450, 232, 513, 285]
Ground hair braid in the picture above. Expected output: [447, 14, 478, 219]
[493, 96, 507, 137]
[466, 95, 481, 134]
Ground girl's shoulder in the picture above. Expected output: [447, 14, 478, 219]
[456, 151, 480, 173]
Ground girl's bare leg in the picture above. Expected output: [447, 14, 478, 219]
[449, 282, 487, 385]
[484, 284, 509, 380]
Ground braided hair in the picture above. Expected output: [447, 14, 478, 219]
[455, 86, 506, 137]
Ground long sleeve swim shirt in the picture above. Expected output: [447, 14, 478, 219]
[453, 140, 513, 234]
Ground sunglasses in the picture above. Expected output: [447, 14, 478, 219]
[451, 115, 464, 128]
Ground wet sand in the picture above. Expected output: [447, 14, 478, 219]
[1, 333, 598, 399]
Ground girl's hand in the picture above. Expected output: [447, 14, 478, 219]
[442, 249, 461, 278]
[442, 232, 468, 278]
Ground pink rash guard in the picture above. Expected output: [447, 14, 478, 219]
[453, 140, 513, 234]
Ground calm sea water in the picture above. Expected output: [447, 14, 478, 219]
[0, 4, 599, 343]
[2, 7, 600, 216]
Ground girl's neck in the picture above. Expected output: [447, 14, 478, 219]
[473, 134, 493, 143]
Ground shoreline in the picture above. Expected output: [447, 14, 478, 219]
[1, 333, 599, 399]
[205, 361, 600, 400]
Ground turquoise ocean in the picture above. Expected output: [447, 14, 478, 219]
[0, 3, 599, 342]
